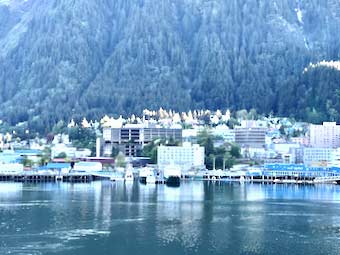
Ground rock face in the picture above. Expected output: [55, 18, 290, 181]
[0, 0, 340, 130]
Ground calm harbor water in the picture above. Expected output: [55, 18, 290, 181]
[1, 181, 340, 255]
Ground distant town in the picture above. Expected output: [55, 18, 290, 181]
[0, 108, 339, 184]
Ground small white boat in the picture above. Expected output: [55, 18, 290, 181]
[110, 173, 124, 182]
[124, 164, 134, 182]
[139, 167, 156, 184]
[146, 173, 156, 184]
[282, 179, 298, 184]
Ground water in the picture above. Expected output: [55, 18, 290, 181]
[1, 181, 340, 255]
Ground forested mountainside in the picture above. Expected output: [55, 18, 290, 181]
[0, 0, 340, 132]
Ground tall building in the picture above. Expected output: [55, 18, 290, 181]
[157, 143, 205, 172]
[102, 124, 182, 157]
[235, 127, 266, 148]
[310, 122, 340, 148]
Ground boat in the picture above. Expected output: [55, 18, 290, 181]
[110, 172, 124, 182]
[163, 165, 181, 185]
[139, 167, 156, 184]
[124, 164, 134, 182]
[146, 172, 156, 184]
[110, 175, 124, 182]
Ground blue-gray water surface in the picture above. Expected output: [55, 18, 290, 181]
[1, 181, 340, 255]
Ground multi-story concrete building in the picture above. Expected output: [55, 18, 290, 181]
[331, 148, 340, 167]
[212, 125, 236, 143]
[235, 127, 267, 148]
[303, 148, 334, 166]
[157, 143, 205, 172]
[102, 124, 182, 157]
[310, 122, 340, 148]
[290, 147, 305, 164]
[291, 137, 309, 146]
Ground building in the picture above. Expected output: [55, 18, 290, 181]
[235, 127, 267, 148]
[51, 144, 77, 158]
[310, 122, 340, 148]
[303, 148, 334, 166]
[38, 163, 71, 174]
[73, 162, 102, 172]
[157, 143, 205, 172]
[271, 143, 301, 154]
[102, 124, 182, 157]
[331, 148, 340, 167]
[0, 163, 23, 174]
[260, 164, 337, 179]
[182, 127, 202, 143]
[290, 147, 304, 164]
[0, 150, 22, 164]
[51, 144, 91, 159]
[291, 137, 309, 146]
[212, 125, 235, 143]
[240, 120, 267, 128]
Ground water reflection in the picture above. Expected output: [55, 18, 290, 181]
[155, 182, 204, 250]
[0, 182, 340, 254]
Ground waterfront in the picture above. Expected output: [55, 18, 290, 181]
[1, 182, 340, 254]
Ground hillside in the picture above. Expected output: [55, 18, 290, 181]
[0, 0, 340, 132]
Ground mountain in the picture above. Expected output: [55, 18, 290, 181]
[0, 0, 340, 132]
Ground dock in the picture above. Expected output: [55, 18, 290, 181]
[0, 172, 114, 183]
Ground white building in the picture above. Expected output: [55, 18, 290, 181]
[52, 134, 71, 145]
[73, 162, 102, 172]
[331, 148, 340, 167]
[271, 143, 301, 154]
[74, 149, 92, 158]
[182, 128, 200, 141]
[310, 122, 340, 148]
[157, 143, 205, 172]
[0, 163, 23, 174]
[51, 144, 77, 158]
[212, 125, 235, 143]
[240, 120, 267, 128]
[303, 148, 334, 166]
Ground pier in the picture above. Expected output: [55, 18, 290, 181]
[0, 172, 101, 183]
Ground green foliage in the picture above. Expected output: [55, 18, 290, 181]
[55, 152, 67, 159]
[229, 144, 241, 159]
[141, 138, 181, 164]
[0, 1, 340, 131]
[197, 129, 214, 157]
[197, 129, 240, 170]
[111, 146, 120, 158]
[22, 156, 34, 168]
[68, 127, 96, 151]
[142, 140, 160, 164]
[39, 147, 51, 166]
[115, 152, 126, 168]
[226, 118, 240, 129]
[52, 120, 67, 134]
